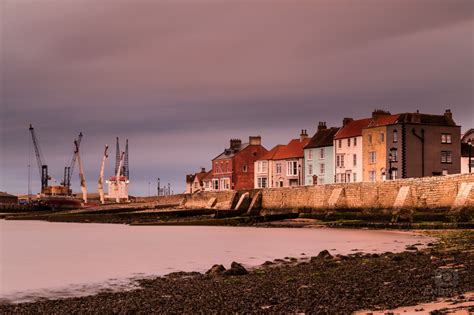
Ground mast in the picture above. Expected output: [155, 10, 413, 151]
[123, 139, 129, 179]
[114, 137, 120, 176]
[115, 151, 125, 203]
[75, 140, 87, 203]
[98, 145, 109, 204]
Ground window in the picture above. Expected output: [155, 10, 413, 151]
[369, 151, 376, 164]
[393, 130, 398, 143]
[369, 171, 376, 182]
[380, 132, 385, 143]
[257, 177, 267, 188]
[212, 179, 219, 190]
[353, 154, 357, 166]
[308, 164, 313, 175]
[441, 151, 452, 163]
[353, 137, 357, 146]
[242, 165, 248, 172]
[368, 134, 373, 144]
[338, 139, 342, 148]
[257, 161, 268, 173]
[336, 154, 344, 168]
[320, 163, 325, 174]
[392, 170, 397, 180]
[308, 150, 313, 161]
[390, 149, 398, 162]
[220, 178, 230, 190]
[287, 161, 298, 176]
[347, 173, 351, 183]
[441, 133, 452, 144]
[340, 155, 344, 167]
[320, 148, 325, 159]
[353, 172, 357, 182]
[276, 163, 282, 174]
[225, 161, 229, 172]
[347, 138, 351, 147]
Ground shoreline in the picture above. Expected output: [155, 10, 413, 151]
[0, 229, 472, 313]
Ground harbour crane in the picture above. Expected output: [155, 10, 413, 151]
[62, 132, 83, 193]
[98, 145, 109, 204]
[115, 151, 125, 203]
[75, 139, 87, 203]
[29, 124, 50, 193]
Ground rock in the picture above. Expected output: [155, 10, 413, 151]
[406, 245, 418, 251]
[223, 262, 248, 276]
[317, 250, 333, 260]
[205, 264, 226, 276]
[262, 260, 275, 266]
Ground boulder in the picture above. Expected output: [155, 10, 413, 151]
[223, 262, 248, 276]
[206, 264, 226, 276]
[317, 250, 333, 260]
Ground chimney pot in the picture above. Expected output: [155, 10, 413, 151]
[343, 117, 353, 127]
[317, 121, 327, 131]
[249, 136, 261, 145]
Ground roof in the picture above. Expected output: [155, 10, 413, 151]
[367, 115, 401, 128]
[259, 138, 309, 160]
[259, 144, 285, 160]
[213, 143, 250, 160]
[186, 174, 196, 183]
[305, 127, 340, 149]
[0, 192, 18, 198]
[462, 129, 474, 143]
[334, 118, 372, 139]
[194, 171, 208, 183]
[396, 113, 457, 126]
[202, 170, 213, 182]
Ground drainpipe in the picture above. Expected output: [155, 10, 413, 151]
[401, 123, 407, 178]
[412, 128, 425, 177]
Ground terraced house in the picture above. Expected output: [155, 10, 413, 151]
[303, 122, 339, 185]
[362, 109, 461, 181]
[209, 136, 267, 191]
[334, 117, 372, 183]
[254, 130, 309, 188]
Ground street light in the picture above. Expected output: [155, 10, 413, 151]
[388, 147, 397, 180]
[468, 138, 472, 173]
[157, 177, 160, 196]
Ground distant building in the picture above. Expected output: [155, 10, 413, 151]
[362, 109, 461, 181]
[461, 128, 474, 174]
[0, 192, 18, 205]
[185, 168, 209, 193]
[303, 122, 340, 185]
[334, 117, 372, 183]
[210, 136, 268, 191]
[254, 130, 309, 188]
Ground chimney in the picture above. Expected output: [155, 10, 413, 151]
[372, 109, 391, 120]
[200, 167, 206, 173]
[343, 117, 353, 127]
[412, 110, 421, 123]
[230, 139, 242, 150]
[300, 129, 308, 142]
[317, 121, 327, 132]
[444, 109, 453, 121]
[249, 136, 261, 145]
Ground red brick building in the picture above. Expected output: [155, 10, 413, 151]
[210, 136, 268, 191]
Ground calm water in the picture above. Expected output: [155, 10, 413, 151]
[0, 220, 432, 303]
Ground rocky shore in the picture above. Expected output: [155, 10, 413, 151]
[1, 230, 473, 314]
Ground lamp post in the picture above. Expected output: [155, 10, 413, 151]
[468, 138, 472, 173]
[298, 164, 302, 186]
[388, 153, 394, 180]
[157, 177, 160, 196]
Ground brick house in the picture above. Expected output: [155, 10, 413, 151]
[210, 136, 268, 191]
[254, 130, 309, 188]
[304, 122, 340, 185]
[461, 128, 474, 174]
[362, 109, 461, 181]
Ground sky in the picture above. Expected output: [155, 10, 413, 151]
[0, 0, 473, 196]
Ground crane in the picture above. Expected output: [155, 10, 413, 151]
[75, 139, 87, 203]
[29, 124, 50, 193]
[98, 145, 109, 204]
[62, 132, 83, 192]
[115, 151, 125, 203]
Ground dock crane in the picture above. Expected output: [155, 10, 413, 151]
[29, 124, 50, 194]
[75, 139, 87, 203]
[62, 132, 83, 193]
[115, 151, 125, 203]
[98, 145, 109, 204]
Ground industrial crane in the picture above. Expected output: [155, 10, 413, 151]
[62, 132, 83, 193]
[29, 124, 50, 193]
[75, 140, 87, 203]
[98, 145, 109, 204]
[115, 151, 125, 203]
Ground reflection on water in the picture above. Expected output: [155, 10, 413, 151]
[0, 220, 433, 303]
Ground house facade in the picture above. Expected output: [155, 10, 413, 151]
[461, 129, 473, 174]
[362, 109, 461, 181]
[185, 168, 209, 193]
[254, 130, 309, 188]
[303, 122, 339, 185]
[334, 117, 372, 183]
[210, 136, 267, 191]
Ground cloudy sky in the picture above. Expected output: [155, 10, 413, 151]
[1, 0, 473, 195]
